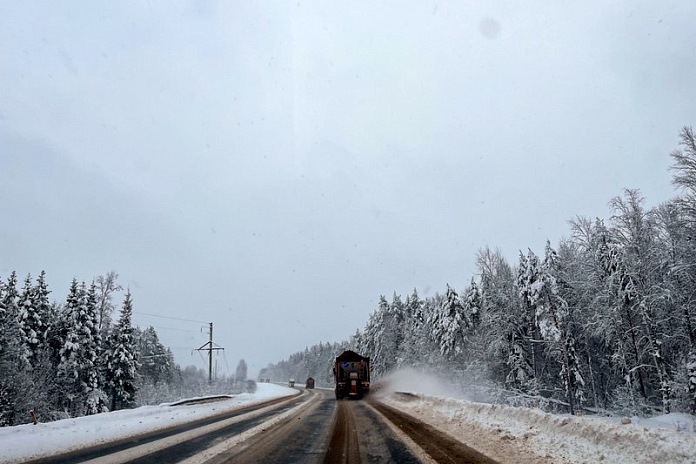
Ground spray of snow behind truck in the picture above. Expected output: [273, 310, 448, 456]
[333, 350, 370, 400]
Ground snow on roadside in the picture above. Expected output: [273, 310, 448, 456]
[0, 384, 297, 464]
[381, 392, 696, 464]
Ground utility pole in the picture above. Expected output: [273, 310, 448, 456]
[196, 322, 224, 383]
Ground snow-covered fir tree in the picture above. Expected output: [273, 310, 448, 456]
[399, 288, 428, 368]
[56, 281, 106, 415]
[106, 291, 139, 410]
[137, 326, 172, 386]
[235, 359, 248, 383]
[433, 284, 467, 359]
[359, 297, 391, 376]
[84, 282, 107, 415]
[463, 279, 482, 331]
[0, 272, 21, 425]
[0, 271, 192, 424]
[57, 279, 82, 414]
[517, 250, 543, 382]
[32, 271, 51, 352]
[387, 293, 406, 368]
[0, 272, 20, 366]
[533, 242, 585, 415]
[17, 274, 42, 368]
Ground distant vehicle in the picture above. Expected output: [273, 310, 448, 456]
[305, 377, 315, 389]
[333, 350, 370, 400]
[289, 378, 295, 387]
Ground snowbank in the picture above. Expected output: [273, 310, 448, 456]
[0, 384, 297, 464]
[381, 392, 696, 464]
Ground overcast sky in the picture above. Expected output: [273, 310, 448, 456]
[1, 1, 695, 377]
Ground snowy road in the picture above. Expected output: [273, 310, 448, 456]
[186, 389, 502, 464]
[9, 388, 502, 464]
[24, 393, 308, 464]
[4, 384, 693, 463]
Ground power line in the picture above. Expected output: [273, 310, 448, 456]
[145, 325, 198, 333]
[133, 311, 208, 324]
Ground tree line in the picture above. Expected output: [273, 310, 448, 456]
[0, 271, 254, 426]
[0, 271, 140, 425]
[264, 127, 696, 417]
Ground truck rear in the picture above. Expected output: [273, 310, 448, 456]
[333, 350, 370, 399]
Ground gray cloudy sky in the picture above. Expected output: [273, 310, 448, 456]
[1, 1, 695, 376]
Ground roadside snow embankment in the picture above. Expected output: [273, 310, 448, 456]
[381, 393, 696, 464]
[0, 384, 297, 464]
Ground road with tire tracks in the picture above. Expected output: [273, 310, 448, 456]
[25, 388, 499, 464]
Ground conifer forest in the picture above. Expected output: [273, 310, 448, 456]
[262, 127, 696, 417]
[0, 271, 253, 426]
[2, 127, 696, 425]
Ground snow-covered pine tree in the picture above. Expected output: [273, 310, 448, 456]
[435, 284, 467, 359]
[106, 291, 139, 410]
[476, 247, 532, 389]
[57, 279, 82, 415]
[164, 348, 177, 384]
[33, 271, 51, 349]
[17, 273, 41, 368]
[56, 281, 107, 416]
[533, 241, 585, 415]
[0, 272, 21, 425]
[361, 296, 390, 376]
[505, 330, 533, 389]
[84, 282, 107, 415]
[303, 345, 319, 381]
[517, 250, 542, 380]
[0, 272, 21, 365]
[388, 292, 406, 368]
[463, 278, 482, 331]
[399, 288, 428, 368]
[235, 359, 248, 383]
[458, 278, 488, 368]
[138, 326, 171, 385]
[0, 274, 8, 426]
[421, 295, 448, 368]
[356, 315, 373, 366]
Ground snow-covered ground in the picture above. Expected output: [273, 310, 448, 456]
[377, 371, 696, 464]
[2, 378, 695, 464]
[0, 383, 297, 464]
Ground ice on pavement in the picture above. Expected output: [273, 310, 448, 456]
[0, 383, 297, 464]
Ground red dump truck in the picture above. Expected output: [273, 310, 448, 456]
[333, 350, 370, 399]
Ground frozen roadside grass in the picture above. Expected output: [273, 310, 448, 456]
[381, 392, 696, 464]
[0, 384, 297, 464]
